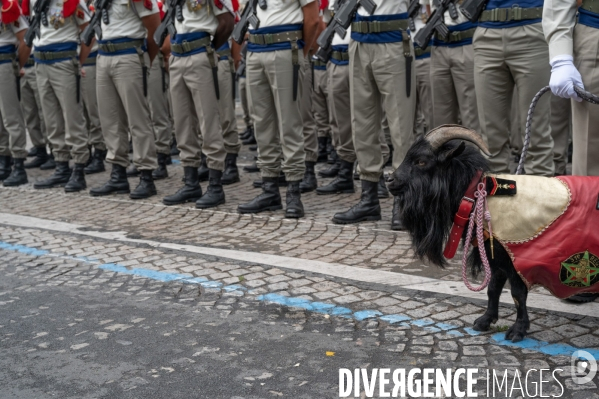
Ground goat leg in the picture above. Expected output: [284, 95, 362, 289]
[473, 267, 507, 331]
[505, 270, 530, 342]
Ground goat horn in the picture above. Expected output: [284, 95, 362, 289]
[425, 124, 491, 156]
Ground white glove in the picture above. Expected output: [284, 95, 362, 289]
[549, 55, 584, 102]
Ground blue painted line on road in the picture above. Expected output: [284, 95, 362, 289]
[1, 240, 597, 360]
[171, 159, 181, 165]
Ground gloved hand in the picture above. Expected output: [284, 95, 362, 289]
[549, 55, 584, 102]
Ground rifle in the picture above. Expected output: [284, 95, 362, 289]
[154, 0, 186, 48]
[315, 0, 377, 62]
[413, 0, 458, 50]
[232, 0, 260, 45]
[459, 0, 489, 22]
[82, 0, 113, 46]
[24, 0, 51, 47]
[407, 0, 420, 32]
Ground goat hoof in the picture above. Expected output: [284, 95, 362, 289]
[473, 315, 496, 331]
[505, 322, 528, 342]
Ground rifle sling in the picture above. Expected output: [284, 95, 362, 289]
[351, 19, 410, 34]
[479, 6, 543, 22]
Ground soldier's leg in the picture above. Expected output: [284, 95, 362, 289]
[148, 56, 172, 179]
[473, 28, 514, 174]
[82, 63, 108, 174]
[572, 24, 599, 176]
[36, 64, 69, 164]
[431, 46, 459, 127]
[238, 51, 284, 214]
[451, 44, 480, 131]
[217, 57, 241, 185]
[303, 65, 329, 191]
[373, 42, 416, 169]
[81, 64, 105, 151]
[20, 68, 46, 149]
[301, 60, 318, 163]
[0, 63, 28, 186]
[239, 76, 252, 130]
[550, 95, 571, 176]
[329, 62, 355, 164]
[416, 58, 432, 133]
[113, 54, 158, 172]
[508, 24, 554, 176]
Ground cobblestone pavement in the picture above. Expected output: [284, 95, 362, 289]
[1, 111, 597, 397]
[0, 225, 598, 398]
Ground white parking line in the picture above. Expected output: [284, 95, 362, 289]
[1, 212, 598, 318]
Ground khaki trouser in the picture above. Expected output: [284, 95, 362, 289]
[350, 40, 416, 181]
[96, 53, 157, 170]
[573, 24, 599, 176]
[301, 59, 318, 162]
[239, 76, 252, 127]
[218, 57, 241, 154]
[550, 95, 571, 176]
[0, 62, 27, 158]
[20, 66, 47, 148]
[328, 62, 355, 163]
[169, 51, 226, 170]
[473, 24, 554, 176]
[430, 44, 479, 130]
[247, 49, 307, 181]
[313, 67, 331, 140]
[414, 57, 432, 137]
[36, 60, 89, 164]
[148, 54, 173, 155]
[81, 64, 105, 151]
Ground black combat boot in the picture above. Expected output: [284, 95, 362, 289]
[24, 146, 49, 169]
[242, 128, 257, 145]
[85, 146, 93, 167]
[165, 154, 172, 165]
[385, 145, 394, 167]
[326, 137, 334, 163]
[130, 170, 157, 199]
[163, 166, 203, 205]
[196, 169, 225, 209]
[238, 177, 282, 214]
[391, 196, 404, 231]
[317, 137, 328, 163]
[240, 125, 253, 140]
[253, 173, 286, 188]
[126, 164, 140, 177]
[89, 164, 130, 196]
[316, 160, 355, 195]
[27, 146, 38, 157]
[249, 145, 257, 151]
[40, 152, 56, 170]
[332, 180, 381, 224]
[152, 152, 169, 180]
[64, 163, 87, 192]
[84, 148, 106, 174]
[198, 153, 209, 182]
[170, 138, 180, 156]
[243, 162, 260, 173]
[0, 155, 12, 180]
[299, 161, 317, 193]
[34, 161, 71, 189]
[378, 175, 389, 198]
[319, 158, 340, 178]
[222, 153, 240, 185]
[3, 158, 27, 186]
[285, 181, 304, 218]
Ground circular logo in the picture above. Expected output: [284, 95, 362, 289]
[571, 350, 598, 385]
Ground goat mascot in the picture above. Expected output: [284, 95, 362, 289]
[389, 125, 599, 342]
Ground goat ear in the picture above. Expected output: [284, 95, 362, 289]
[438, 141, 466, 163]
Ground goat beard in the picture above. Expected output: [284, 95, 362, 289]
[398, 148, 489, 268]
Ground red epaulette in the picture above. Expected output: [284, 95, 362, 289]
[63, 0, 79, 18]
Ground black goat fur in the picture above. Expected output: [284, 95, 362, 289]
[389, 138, 530, 342]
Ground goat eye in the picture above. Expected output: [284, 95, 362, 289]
[415, 160, 426, 167]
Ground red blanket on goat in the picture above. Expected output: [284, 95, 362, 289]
[492, 175, 599, 299]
